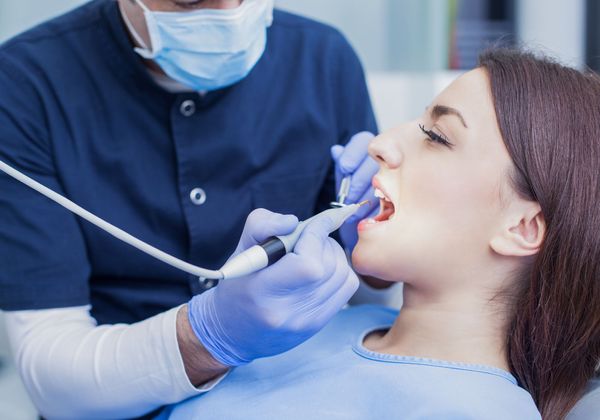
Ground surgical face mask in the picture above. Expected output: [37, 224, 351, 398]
[123, 0, 274, 91]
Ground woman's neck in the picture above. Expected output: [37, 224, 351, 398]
[363, 282, 511, 371]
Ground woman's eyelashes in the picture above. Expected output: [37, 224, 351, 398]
[418, 124, 454, 148]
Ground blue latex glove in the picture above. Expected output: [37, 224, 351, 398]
[188, 208, 359, 366]
[331, 131, 379, 251]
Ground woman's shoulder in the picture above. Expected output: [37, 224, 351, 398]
[460, 381, 541, 419]
[333, 306, 541, 418]
[420, 365, 541, 419]
[349, 341, 541, 419]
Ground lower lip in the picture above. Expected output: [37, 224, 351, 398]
[358, 218, 384, 232]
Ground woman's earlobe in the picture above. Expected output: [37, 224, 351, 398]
[490, 208, 545, 257]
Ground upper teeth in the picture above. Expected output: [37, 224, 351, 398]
[374, 188, 391, 201]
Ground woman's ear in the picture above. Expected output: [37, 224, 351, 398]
[490, 202, 546, 257]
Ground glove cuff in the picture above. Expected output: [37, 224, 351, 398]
[188, 290, 251, 367]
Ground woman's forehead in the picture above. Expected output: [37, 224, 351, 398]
[432, 69, 496, 130]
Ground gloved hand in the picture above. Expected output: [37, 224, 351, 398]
[331, 131, 379, 252]
[188, 208, 359, 366]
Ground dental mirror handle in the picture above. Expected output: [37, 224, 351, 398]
[219, 202, 367, 279]
[337, 175, 351, 204]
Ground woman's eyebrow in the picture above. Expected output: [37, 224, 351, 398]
[430, 104, 468, 128]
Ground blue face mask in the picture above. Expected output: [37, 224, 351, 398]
[123, 0, 274, 91]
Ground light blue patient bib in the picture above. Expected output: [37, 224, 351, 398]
[165, 305, 541, 419]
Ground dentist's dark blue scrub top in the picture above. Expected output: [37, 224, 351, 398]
[0, 0, 377, 325]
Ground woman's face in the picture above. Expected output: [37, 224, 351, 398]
[352, 68, 515, 287]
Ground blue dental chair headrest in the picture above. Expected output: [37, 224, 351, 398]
[567, 376, 600, 420]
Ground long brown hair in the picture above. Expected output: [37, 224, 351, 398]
[479, 49, 600, 419]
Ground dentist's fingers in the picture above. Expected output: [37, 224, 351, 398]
[313, 269, 359, 327]
[265, 215, 338, 290]
[293, 214, 337, 257]
[330, 144, 345, 162]
[336, 131, 376, 174]
[287, 239, 357, 334]
[311, 238, 354, 305]
[235, 209, 298, 254]
[345, 157, 379, 203]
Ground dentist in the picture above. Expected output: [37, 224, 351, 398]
[0, 0, 378, 418]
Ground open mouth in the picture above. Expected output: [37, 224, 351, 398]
[373, 188, 395, 222]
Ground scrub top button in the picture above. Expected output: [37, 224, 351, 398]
[190, 187, 206, 205]
[180, 100, 196, 117]
[199, 277, 218, 289]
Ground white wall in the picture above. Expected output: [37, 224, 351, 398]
[1, 0, 588, 69]
[275, 0, 453, 72]
[516, 0, 586, 68]
[368, 71, 463, 130]
[0, 0, 85, 42]
[276, 0, 391, 71]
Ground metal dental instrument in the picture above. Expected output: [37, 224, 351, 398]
[330, 175, 351, 208]
[0, 158, 366, 281]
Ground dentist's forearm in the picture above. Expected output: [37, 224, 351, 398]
[176, 304, 228, 386]
[5, 305, 226, 419]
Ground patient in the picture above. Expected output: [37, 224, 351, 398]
[164, 49, 600, 420]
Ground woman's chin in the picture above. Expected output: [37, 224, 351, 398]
[351, 246, 376, 277]
[352, 242, 405, 282]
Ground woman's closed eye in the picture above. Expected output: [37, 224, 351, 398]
[418, 124, 454, 148]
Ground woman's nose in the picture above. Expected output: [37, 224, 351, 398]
[368, 133, 402, 169]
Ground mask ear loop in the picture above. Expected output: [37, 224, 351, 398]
[119, 0, 158, 58]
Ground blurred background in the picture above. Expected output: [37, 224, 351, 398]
[0, 0, 593, 418]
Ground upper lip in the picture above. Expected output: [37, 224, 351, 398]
[372, 176, 393, 202]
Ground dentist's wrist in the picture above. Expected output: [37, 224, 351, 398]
[176, 304, 228, 386]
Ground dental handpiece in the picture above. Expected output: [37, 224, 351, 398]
[219, 201, 368, 279]
[0, 157, 365, 282]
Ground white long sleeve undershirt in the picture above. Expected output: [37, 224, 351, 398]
[4, 305, 226, 419]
